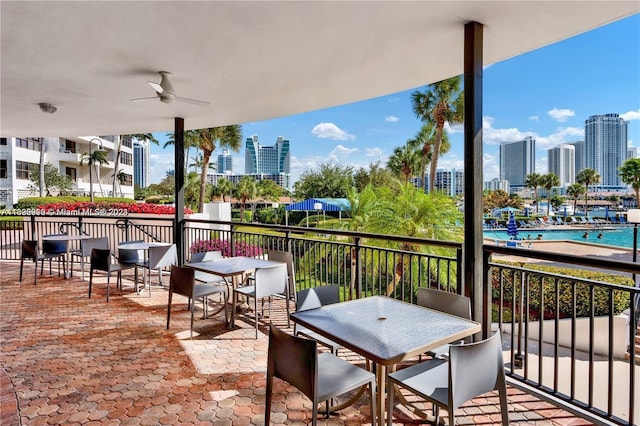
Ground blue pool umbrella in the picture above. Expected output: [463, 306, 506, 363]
[506, 212, 519, 239]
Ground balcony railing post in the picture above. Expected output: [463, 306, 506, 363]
[230, 224, 236, 257]
[354, 237, 362, 299]
[29, 215, 36, 239]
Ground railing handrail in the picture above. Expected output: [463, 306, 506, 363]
[185, 218, 463, 250]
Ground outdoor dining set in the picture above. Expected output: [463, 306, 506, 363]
[15, 231, 510, 425]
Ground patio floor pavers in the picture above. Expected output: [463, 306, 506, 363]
[0, 260, 592, 425]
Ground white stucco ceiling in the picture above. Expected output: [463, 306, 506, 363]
[1, 1, 638, 137]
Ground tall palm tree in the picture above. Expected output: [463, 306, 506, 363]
[525, 173, 543, 214]
[387, 144, 421, 184]
[406, 123, 452, 191]
[113, 169, 128, 197]
[576, 168, 600, 217]
[411, 76, 464, 193]
[539, 173, 560, 216]
[114, 134, 158, 197]
[235, 175, 257, 222]
[193, 126, 242, 213]
[164, 130, 201, 176]
[566, 183, 585, 215]
[80, 149, 109, 202]
[619, 158, 640, 207]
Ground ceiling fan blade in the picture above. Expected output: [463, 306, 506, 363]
[130, 96, 158, 102]
[147, 81, 164, 94]
[175, 96, 210, 106]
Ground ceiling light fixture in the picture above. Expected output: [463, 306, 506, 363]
[38, 103, 57, 114]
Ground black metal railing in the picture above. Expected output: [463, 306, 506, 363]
[0, 214, 638, 424]
[484, 244, 639, 426]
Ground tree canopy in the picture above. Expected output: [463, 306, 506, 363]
[293, 163, 353, 199]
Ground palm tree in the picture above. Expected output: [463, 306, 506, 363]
[539, 173, 560, 216]
[411, 76, 464, 193]
[406, 123, 451, 191]
[217, 178, 234, 202]
[387, 144, 421, 184]
[235, 175, 257, 222]
[566, 183, 586, 216]
[576, 168, 600, 217]
[113, 169, 128, 197]
[193, 126, 242, 213]
[619, 158, 640, 207]
[164, 130, 201, 176]
[80, 149, 109, 202]
[115, 134, 158, 197]
[525, 173, 542, 214]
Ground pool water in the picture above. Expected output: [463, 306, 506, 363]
[484, 226, 639, 249]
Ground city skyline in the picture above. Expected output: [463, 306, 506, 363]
[149, 14, 639, 187]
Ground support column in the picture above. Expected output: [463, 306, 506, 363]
[174, 117, 185, 265]
[463, 22, 486, 336]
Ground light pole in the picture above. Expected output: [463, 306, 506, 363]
[88, 138, 103, 202]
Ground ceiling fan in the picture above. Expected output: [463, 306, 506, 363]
[130, 71, 209, 106]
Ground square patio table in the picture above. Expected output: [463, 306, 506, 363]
[289, 295, 481, 426]
[185, 256, 284, 329]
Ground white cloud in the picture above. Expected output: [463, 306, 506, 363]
[482, 153, 499, 180]
[311, 122, 356, 141]
[547, 108, 575, 122]
[365, 147, 383, 158]
[445, 122, 463, 134]
[384, 115, 399, 122]
[621, 109, 640, 121]
[535, 127, 584, 150]
[149, 153, 176, 184]
[536, 156, 548, 174]
[329, 144, 358, 158]
[529, 115, 539, 122]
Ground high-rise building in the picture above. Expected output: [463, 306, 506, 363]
[245, 135, 290, 175]
[568, 140, 585, 174]
[483, 178, 510, 193]
[585, 113, 628, 187]
[133, 139, 150, 188]
[217, 149, 233, 174]
[499, 136, 535, 190]
[548, 144, 575, 187]
[435, 169, 464, 196]
[627, 146, 638, 159]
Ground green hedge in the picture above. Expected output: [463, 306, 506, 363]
[492, 262, 634, 320]
[0, 216, 23, 230]
[15, 196, 135, 209]
[145, 196, 174, 205]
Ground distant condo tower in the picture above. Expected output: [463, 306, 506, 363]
[568, 140, 585, 175]
[133, 139, 150, 188]
[217, 149, 233, 173]
[548, 144, 575, 187]
[245, 135, 290, 174]
[585, 113, 628, 187]
[499, 136, 535, 190]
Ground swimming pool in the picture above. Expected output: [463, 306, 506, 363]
[484, 226, 638, 249]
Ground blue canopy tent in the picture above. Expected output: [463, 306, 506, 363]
[284, 198, 351, 226]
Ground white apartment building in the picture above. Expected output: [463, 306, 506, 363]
[0, 136, 134, 206]
[548, 144, 575, 187]
[483, 178, 510, 193]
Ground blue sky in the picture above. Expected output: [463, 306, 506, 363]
[149, 14, 640, 187]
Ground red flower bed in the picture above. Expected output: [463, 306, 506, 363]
[190, 239, 264, 257]
[37, 201, 193, 215]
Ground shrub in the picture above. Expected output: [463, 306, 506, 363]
[190, 239, 263, 257]
[15, 196, 136, 209]
[0, 216, 23, 230]
[491, 263, 633, 320]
